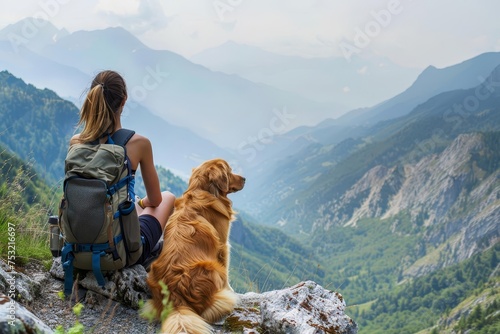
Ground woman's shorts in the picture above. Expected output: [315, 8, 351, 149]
[135, 214, 162, 265]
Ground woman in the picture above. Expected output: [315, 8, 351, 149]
[70, 70, 175, 266]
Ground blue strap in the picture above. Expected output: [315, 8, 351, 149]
[105, 133, 115, 144]
[61, 235, 124, 291]
[108, 175, 133, 196]
[61, 243, 75, 296]
[128, 176, 136, 201]
[74, 243, 108, 252]
[72, 235, 123, 252]
[114, 201, 136, 219]
[114, 234, 123, 245]
[110, 129, 135, 147]
[92, 251, 107, 287]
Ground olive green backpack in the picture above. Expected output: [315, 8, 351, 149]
[59, 129, 143, 295]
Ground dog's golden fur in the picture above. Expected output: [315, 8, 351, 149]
[146, 159, 245, 334]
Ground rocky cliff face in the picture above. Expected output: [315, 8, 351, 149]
[313, 133, 499, 275]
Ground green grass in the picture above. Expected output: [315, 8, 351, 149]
[0, 166, 54, 269]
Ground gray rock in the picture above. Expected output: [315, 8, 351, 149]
[0, 293, 54, 334]
[223, 281, 357, 333]
[45, 259, 358, 333]
[314, 133, 500, 279]
[50, 257, 149, 309]
[0, 261, 41, 304]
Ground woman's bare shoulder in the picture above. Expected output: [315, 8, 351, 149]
[128, 133, 151, 146]
[69, 134, 80, 146]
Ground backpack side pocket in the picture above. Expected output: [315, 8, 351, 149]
[118, 200, 143, 266]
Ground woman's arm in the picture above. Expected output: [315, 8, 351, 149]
[129, 135, 162, 207]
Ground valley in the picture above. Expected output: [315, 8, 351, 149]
[0, 19, 499, 332]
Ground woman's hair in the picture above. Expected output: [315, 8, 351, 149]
[77, 70, 127, 143]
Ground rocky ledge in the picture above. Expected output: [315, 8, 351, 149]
[0, 258, 357, 333]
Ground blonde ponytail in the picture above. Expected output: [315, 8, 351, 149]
[76, 71, 127, 143]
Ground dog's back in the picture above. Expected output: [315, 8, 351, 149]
[147, 193, 238, 333]
[146, 159, 244, 333]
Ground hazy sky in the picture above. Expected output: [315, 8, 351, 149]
[0, 0, 498, 69]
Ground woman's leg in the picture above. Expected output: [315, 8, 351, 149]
[137, 191, 175, 230]
[135, 191, 175, 266]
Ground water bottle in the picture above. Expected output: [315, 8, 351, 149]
[48, 215, 63, 257]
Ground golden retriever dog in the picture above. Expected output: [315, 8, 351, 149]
[146, 158, 245, 334]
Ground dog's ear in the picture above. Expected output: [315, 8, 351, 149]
[208, 163, 229, 196]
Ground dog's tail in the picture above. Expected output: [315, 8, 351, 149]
[201, 288, 239, 323]
[161, 306, 212, 334]
[160, 290, 238, 334]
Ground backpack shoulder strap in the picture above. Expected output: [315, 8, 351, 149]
[111, 129, 135, 147]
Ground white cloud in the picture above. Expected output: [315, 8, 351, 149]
[95, 0, 140, 17]
[343, 86, 351, 93]
[93, 0, 169, 34]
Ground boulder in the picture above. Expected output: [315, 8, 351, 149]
[0, 260, 41, 304]
[0, 293, 54, 334]
[50, 257, 149, 309]
[221, 281, 358, 334]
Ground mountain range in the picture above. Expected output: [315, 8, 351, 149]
[191, 40, 420, 110]
[229, 51, 500, 177]
[238, 64, 500, 236]
[0, 18, 499, 333]
[228, 61, 500, 332]
[3, 17, 499, 178]
[334, 51, 500, 129]
[0, 18, 337, 151]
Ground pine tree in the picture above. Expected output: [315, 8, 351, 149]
[468, 304, 483, 328]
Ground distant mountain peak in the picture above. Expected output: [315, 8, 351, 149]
[421, 64, 437, 73]
[410, 52, 500, 92]
[63, 26, 147, 49]
[221, 40, 243, 47]
[39, 25, 151, 67]
[0, 17, 69, 52]
[334, 51, 500, 127]
[1, 17, 59, 32]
